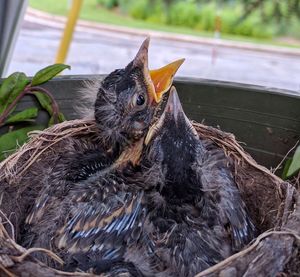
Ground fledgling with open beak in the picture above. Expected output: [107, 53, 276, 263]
[66, 37, 185, 182]
[20, 40, 184, 274]
[142, 87, 256, 277]
[94, 37, 184, 151]
[22, 37, 185, 226]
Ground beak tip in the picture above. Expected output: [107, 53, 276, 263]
[133, 37, 151, 67]
[171, 58, 185, 73]
[167, 86, 183, 119]
[141, 37, 150, 52]
[144, 36, 150, 45]
[170, 86, 177, 95]
[178, 58, 185, 65]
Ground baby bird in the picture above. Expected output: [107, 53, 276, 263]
[67, 37, 184, 181]
[21, 39, 185, 274]
[22, 86, 254, 277]
[93, 37, 184, 153]
[22, 142, 152, 274]
[22, 36, 184, 236]
[142, 87, 256, 277]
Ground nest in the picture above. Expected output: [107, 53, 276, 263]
[0, 119, 299, 277]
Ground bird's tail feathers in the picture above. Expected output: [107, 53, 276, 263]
[226, 197, 256, 252]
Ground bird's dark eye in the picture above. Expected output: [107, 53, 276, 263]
[136, 94, 145, 106]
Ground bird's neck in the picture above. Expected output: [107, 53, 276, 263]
[115, 139, 144, 168]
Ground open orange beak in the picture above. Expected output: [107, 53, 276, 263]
[150, 58, 185, 103]
[132, 37, 184, 105]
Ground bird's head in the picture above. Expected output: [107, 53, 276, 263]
[94, 37, 184, 151]
[144, 87, 203, 182]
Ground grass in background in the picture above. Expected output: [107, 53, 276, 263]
[29, 0, 300, 48]
[29, 0, 213, 36]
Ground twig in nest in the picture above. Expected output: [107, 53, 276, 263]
[0, 209, 15, 241]
[0, 264, 16, 277]
[0, 223, 11, 239]
[0, 119, 96, 180]
[51, 268, 99, 276]
[194, 230, 300, 277]
[19, 126, 92, 173]
[272, 140, 299, 174]
[12, 247, 64, 265]
[18, 137, 71, 177]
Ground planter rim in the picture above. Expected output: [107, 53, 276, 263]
[30, 74, 300, 99]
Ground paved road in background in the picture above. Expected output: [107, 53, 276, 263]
[7, 11, 300, 93]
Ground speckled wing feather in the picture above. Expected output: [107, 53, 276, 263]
[23, 149, 149, 274]
[25, 149, 112, 226]
[57, 189, 146, 255]
[199, 146, 256, 251]
[65, 149, 114, 182]
[54, 176, 148, 274]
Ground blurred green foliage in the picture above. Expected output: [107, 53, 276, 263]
[168, 1, 200, 28]
[0, 64, 70, 161]
[95, 0, 300, 39]
[128, 0, 150, 20]
[96, 0, 119, 9]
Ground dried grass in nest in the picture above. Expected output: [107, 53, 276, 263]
[0, 119, 98, 182]
[0, 119, 299, 277]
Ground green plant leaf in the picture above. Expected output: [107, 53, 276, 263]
[58, 112, 65, 122]
[281, 158, 292, 180]
[48, 112, 65, 127]
[6, 107, 39, 124]
[0, 125, 44, 161]
[48, 115, 55, 126]
[0, 72, 30, 114]
[34, 92, 53, 114]
[31, 64, 70, 86]
[287, 146, 300, 177]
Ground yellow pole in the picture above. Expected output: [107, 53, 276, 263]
[55, 0, 83, 63]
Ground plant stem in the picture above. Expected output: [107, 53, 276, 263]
[27, 86, 60, 124]
[0, 89, 28, 127]
[0, 85, 61, 127]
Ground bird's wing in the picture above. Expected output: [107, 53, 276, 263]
[59, 180, 148, 274]
[57, 181, 146, 258]
[25, 149, 111, 226]
[24, 169, 147, 272]
[199, 148, 256, 251]
[65, 149, 113, 182]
